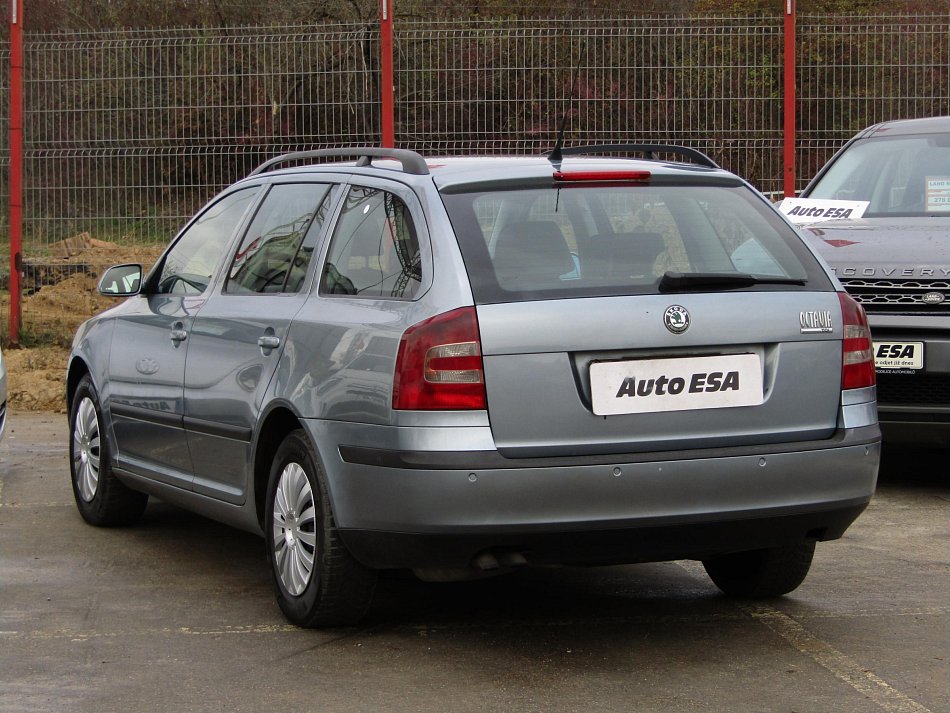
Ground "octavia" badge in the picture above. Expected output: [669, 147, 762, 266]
[800, 310, 833, 333]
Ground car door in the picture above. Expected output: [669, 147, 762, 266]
[280, 180, 430, 424]
[108, 186, 260, 487]
[183, 181, 340, 504]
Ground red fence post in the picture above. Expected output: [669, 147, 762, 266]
[380, 0, 395, 148]
[9, 0, 23, 344]
[783, 0, 796, 197]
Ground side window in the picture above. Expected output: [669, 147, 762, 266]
[156, 187, 258, 295]
[226, 183, 333, 294]
[319, 186, 422, 299]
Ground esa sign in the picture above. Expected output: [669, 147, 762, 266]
[872, 341, 924, 371]
[778, 198, 869, 225]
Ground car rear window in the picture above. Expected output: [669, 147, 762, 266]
[441, 183, 829, 304]
[807, 134, 950, 217]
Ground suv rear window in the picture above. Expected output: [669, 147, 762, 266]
[441, 183, 828, 304]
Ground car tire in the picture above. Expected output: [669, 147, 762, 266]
[702, 541, 815, 598]
[69, 374, 148, 526]
[265, 429, 377, 627]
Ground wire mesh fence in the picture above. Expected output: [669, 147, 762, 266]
[395, 17, 785, 192]
[797, 14, 950, 183]
[1, 14, 948, 345]
[10, 23, 382, 343]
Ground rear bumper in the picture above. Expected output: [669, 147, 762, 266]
[308, 421, 880, 569]
[341, 500, 870, 569]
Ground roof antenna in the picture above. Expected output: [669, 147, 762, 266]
[548, 40, 587, 165]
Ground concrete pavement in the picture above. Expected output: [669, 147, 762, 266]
[1, 412, 947, 713]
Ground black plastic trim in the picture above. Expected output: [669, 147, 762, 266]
[110, 403, 252, 442]
[111, 402, 182, 429]
[339, 500, 870, 569]
[555, 143, 720, 168]
[182, 416, 253, 443]
[339, 426, 881, 471]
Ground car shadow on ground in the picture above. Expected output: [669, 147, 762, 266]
[126, 501, 729, 630]
[122, 452, 946, 633]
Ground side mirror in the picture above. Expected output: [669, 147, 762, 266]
[98, 264, 143, 296]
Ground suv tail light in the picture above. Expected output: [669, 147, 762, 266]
[393, 307, 487, 410]
[838, 292, 875, 390]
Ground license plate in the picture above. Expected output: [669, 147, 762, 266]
[590, 354, 764, 416]
[872, 341, 924, 371]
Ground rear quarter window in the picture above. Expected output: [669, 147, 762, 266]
[319, 186, 423, 299]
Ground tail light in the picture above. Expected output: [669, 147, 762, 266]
[393, 307, 487, 410]
[838, 292, 876, 390]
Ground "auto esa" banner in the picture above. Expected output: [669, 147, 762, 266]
[778, 198, 869, 225]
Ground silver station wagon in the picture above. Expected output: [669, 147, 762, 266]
[68, 146, 880, 627]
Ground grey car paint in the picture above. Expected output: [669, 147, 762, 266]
[185, 293, 302, 504]
[68, 151, 879, 594]
[477, 292, 844, 457]
[107, 293, 200, 486]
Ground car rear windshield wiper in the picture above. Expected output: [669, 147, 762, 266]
[658, 271, 807, 292]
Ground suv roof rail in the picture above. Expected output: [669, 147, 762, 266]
[249, 147, 429, 177]
[553, 144, 719, 169]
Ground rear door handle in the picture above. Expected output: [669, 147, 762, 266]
[258, 335, 281, 351]
[169, 329, 188, 344]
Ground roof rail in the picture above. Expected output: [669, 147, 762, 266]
[249, 148, 429, 177]
[552, 144, 719, 169]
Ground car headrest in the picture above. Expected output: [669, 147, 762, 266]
[492, 221, 575, 288]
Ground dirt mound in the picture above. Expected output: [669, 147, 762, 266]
[5, 345, 70, 412]
[4, 238, 165, 411]
[14, 240, 164, 343]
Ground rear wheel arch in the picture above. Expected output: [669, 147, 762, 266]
[252, 406, 305, 529]
[264, 428, 377, 626]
